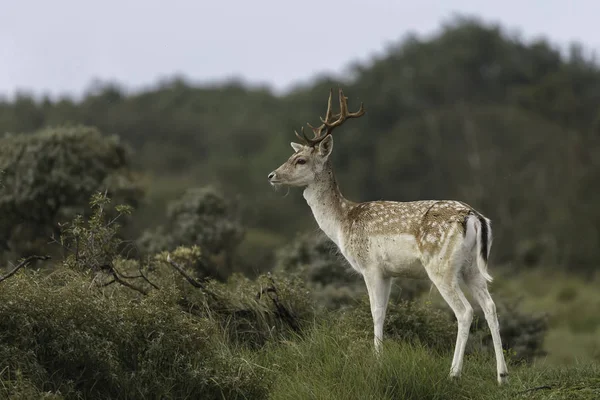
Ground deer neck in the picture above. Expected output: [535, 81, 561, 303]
[303, 164, 351, 246]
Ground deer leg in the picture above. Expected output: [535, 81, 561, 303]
[465, 273, 509, 385]
[431, 274, 473, 379]
[363, 271, 392, 354]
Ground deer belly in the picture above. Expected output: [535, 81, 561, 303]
[371, 234, 427, 279]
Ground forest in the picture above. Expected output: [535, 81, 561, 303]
[0, 18, 599, 399]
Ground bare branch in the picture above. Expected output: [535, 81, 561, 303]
[138, 264, 160, 290]
[110, 270, 148, 295]
[114, 265, 160, 291]
[165, 255, 218, 300]
[48, 234, 75, 255]
[257, 274, 300, 333]
[166, 254, 206, 289]
[0, 255, 51, 284]
[121, 240, 140, 259]
[100, 279, 116, 287]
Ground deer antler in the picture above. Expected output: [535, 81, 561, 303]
[294, 88, 365, 146]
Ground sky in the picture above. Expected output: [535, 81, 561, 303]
[1, 0, 599, 99]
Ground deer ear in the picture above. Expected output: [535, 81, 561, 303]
[290, 142, 304, 153]
[317, 135, 333, 158]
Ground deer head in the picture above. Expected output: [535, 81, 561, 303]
[268, 88, 365, 188]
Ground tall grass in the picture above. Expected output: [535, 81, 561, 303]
[256, 319, 600, 400]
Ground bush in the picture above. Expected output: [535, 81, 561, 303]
[338, 297, 457, 351]
[138, 186, 245, 279]
[0, 271, 268, 399]
[0, 125, 142, 261]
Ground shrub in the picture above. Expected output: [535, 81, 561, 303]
[339, 297, 457, 351]
[0, 270, 268, 399]
[138, 186, 245, 279]
[0, 125, 142, 261]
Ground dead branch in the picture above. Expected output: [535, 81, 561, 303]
[138, 264, 160, 290]
[165, 255, 218, 300]
[117, 264, 160, 290]
[0, 255, 51, 284]
[110, 269, 148, 296]
[92, 263, 150, 295]
[166, 255, 206, 289]
[257, 274, 300, 333]
[101, 279, 116, 287]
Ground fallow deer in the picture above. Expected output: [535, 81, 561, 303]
[267, 88, 508, 384]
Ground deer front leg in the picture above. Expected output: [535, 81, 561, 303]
[363, 270, 392, 354]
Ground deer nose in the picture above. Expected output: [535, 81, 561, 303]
[268, 172, 276, 181]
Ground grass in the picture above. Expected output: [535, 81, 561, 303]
[253, 320, 600, 400]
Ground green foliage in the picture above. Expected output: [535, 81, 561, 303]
[57, 192, 133, 272]
[138, 186, 245, 279]
[0, 194, 310, 399]
[341, 297, 457, 351]
[274, 232, 361, 309]
[0, 125, 142, 260]
[0, 271, 267, 399]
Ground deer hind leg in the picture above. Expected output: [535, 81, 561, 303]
[429, 272, 474, 379]
[363, 270, 392, 355]
[464, 272, 509, 385]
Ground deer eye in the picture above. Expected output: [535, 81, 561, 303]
[296, 159, 306, 165]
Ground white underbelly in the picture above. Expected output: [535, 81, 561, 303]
[337, 232, 428, 279]
[370, 234, 427, 279]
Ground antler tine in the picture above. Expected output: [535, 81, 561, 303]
[306, 88, 334, 139]
[295, 126, 322, 146]
[324, 88, 335, 123]
[320, 88, 366, 134]
[294, 88, 366, 146]
[338, 88, 349, 119]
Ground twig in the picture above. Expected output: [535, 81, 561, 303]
[48, 234, 75, 255]
[100, 279, 116, 287]
[138, 264, 160, 290]
[166, 255, 206, 289]
[110, 270, 148, 295]
[112, 264, 157, 294]
[0, 255, 51, 283]
[121, 241, 140, 259]
[165, 255, 217, 299]
[257, 274, 301, 333]
[118, 266, 160, 290]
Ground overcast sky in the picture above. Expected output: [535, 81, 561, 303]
[1, 0, 599, 98]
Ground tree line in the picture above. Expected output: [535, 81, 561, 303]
[1, 16, 599, 272]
